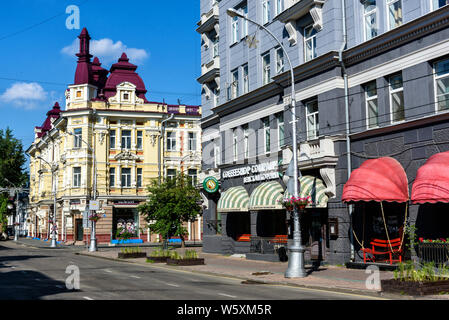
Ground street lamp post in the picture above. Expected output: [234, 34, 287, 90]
[226, 8, 306, 277]
[36, 158, 58, 248]
[4, 179, 20, 242]
[67, 130, 98, 252]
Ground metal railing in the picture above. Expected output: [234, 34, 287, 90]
[418, 243, 449, 266]
[250, 236, 287, 254]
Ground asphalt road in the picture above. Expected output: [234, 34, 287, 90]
[0, 241, 382, 301]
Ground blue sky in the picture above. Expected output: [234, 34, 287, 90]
[0, 0, 201, 150]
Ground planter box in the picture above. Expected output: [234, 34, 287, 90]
[147, 256, 169, 263]
[381, 279, 449, 296]
[166, 258, 205, 266]
[118, 252, 147, 259]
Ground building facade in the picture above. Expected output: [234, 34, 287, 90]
[198, 0, 449, 264]
[27, 28, 203, 245]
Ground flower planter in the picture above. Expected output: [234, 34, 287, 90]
[117, 252, 147, 259]
[381, 279, 449, 296]
[147, 256, 169, 263]
[166, 258, 205, 266]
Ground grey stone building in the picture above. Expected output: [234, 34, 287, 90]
[197, 0, 449, 265]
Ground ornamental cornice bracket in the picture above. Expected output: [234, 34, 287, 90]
[309, 3, 324, 31]
[285, 21, 298, 46]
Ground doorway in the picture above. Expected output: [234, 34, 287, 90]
[75, 219, 83, 241]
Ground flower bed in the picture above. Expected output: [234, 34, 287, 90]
[166, 258, 205, 266]
[147, 256, 169, 263]
[118, 252, 147, 259]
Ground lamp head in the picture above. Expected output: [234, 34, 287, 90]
[227, 8, 243, 18]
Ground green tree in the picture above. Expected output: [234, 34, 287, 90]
[0, 128, 27, 187]
[0, 194, 9, 239]
[138, 174, 202, 248]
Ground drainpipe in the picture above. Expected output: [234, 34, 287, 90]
[159, 113, 174, 184]
[338, 0, 355, 262]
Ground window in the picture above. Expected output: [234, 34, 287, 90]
[432, 0, 449, 10]
[231, 69, 239, 99]
[188, 169, 198, 186]
[214, 142, 221, 166]
[136, 131, 143, 150]
[123, 92, 130, 101]
[137, 168, 143, 188]
[109, 168, 115, 187]
[231, 15, 239, 44]
[121, 168, 131, 187]
[276, 112, 285, 147]
[389, 74, 404, 123]
[166, 131, 177, 151]
[243, 64, 249, 94]
[233, 128, 238, 161]
[263, 117, 271, 153]
[167, 169, 177, 181]
[275, 0, 284, 15]
[73, 128, 82, 148]
[364, 0, 377, 41]
[304, 25, 317, 62]
[365, 81, 379, 128]
[434, 58, 449, 112]
[306, 100, 319, 140]
[121, 130, 131, 149]
[188, 132, 197, 151]
[243, 124, 249, 158]
[276, 47, 284, 74]
[241, 5, 248, 38]
[76, 90, 82, 98]
[73, 167, 81, 187]
[262, 53, 271, 85]
[110, 130, 116, 149]
[262, 0, 271, 25]
[387, 0, 402, 30]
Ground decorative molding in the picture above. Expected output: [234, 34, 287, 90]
[309, 4, 323, 31]
[285, 21, 298, 45]
[114, 150, 140, 161]
[319, 167, 336, 198]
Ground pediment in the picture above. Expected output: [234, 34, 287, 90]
[114, 150, 140, 161]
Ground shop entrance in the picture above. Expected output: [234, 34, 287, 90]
[75, 219, 83, 241]
[302, 210, 328, 261]
[112, 207, 139, 239]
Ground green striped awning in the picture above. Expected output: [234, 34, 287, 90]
[217, 186, 249, 213]
[249, 181, 285, 210]
[284, 175, 329, 208]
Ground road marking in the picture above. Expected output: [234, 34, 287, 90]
[83, 296, 94, 300]
[55, 285, 64, 289]
[129, 275, 141, 279]
[218, 293, 237, 298]
[166, 283, 180, 287]
[105, 269, 113, 273]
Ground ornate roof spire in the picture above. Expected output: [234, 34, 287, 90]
[74, 27, 93, 85]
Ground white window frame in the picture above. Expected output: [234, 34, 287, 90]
[365, 81, 379, 128]
[304, 25, 317, 62]
[166, 131, 177, 151]
[233, 128, 238, 161]
[305, 100, 319, 140]
[121, 130, 132, 149]
[231, 69, 239, 99]
[121, 168, 131, 188]
[262, 52, 271, 85]
[243, 64, 249, 94]
[137, 168, 143, 188]
[262, 0, 271, 25]
[188, 132, 197, 151]
[431, 0, 449, 11]
[243, 124, 249, 159]
[434, 58, 449, 112]
[363, 0, 378, 41]
[167, 169, 177, 181]
[214, 142, 221, 166]
[110, 129, 116, 149]
[275, 47, 284, 74]
[73, 128, 82, 149]
[188, 168, 198, 186]
[276, 112, 284, 148]
[263, 117, 271, 153]
[275, 0, 284, 16]
[389, 73, 405, 123]
[231, 15, 239, 44]
[387, 0, 402, 30]
[73, 167, 81, 188]
[241, 5, 248, 39]
[109, 167, 115, 187]
[136, 130, 143, 150]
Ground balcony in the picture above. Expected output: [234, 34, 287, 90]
[197, 56, 220, 84]
[196, 2, 219, 35]
[274, 0, 325, 45]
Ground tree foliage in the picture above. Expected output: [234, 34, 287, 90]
[0, 195, 8, 234]
[138, 174, 202, 247]
[0, 128, 27, 187]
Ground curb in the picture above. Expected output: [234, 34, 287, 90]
[75, 251, 403, 300]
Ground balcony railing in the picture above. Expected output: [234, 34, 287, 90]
[201, 56, 220, 76]
[167, 105, 180, 114]
[299, 137, 336, 162]
[185, 106, 200, 115]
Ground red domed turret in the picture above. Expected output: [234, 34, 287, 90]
[74, 28, 93, 85]
[103, 53, 148, 102]
[36, 102, 62, 138]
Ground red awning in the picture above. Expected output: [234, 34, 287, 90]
[411, 151, 449, 204]
[342, 157, 409, 203]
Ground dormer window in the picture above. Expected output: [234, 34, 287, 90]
[123, 92, 130, 101]
[76, 90, 82, 98]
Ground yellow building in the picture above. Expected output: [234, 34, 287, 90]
[26, 28, 202, 245]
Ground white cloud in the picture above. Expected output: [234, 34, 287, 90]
[61, 38, 149, 65]
[0, 82, 48, 109]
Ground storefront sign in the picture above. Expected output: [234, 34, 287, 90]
[203, 176, 219, 193]
[222, 160, 280, 184]
[114, 200, 140, 206]
[89, 200, 100, 211]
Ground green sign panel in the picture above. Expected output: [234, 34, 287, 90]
[203, 176, 219, 193]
